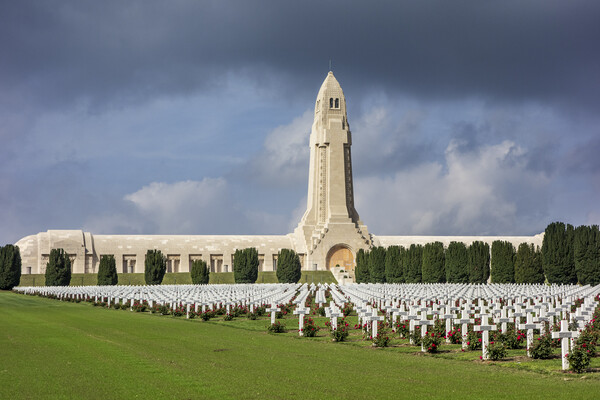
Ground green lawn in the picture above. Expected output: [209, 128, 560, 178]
[1, 291, 599, 399]
[18, 270, 337, 287]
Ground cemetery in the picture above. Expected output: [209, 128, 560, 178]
[10, 281, 600, 374]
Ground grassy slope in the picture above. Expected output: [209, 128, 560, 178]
[1, 291, 598, 399]
[18, 270, 337, 286]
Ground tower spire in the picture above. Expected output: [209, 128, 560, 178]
[294, 72, 371, 270]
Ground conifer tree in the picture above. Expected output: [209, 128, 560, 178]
[445, 241, 468, 283]
[468, 241, 490, 284]
[144, 249, 166, 285]
[405, 244, 423, 283]
[542, 222, 577, 284]
[45, 248, 71, 286]
[514, 243, 545, 284]
[355, 249, 370, 283]
[276, 249, 302, 283]
[384, 245, 403, 283]
[491, 241, 515, 283]
[368, 246, 387, 283]
[0, 244, 21, 290]
[97, 255, 118, 286]
[191, 259, 210, 284]
[422, 242, 445, 283]
[234, 248, 259, 283]
[574, 225, 600, 285]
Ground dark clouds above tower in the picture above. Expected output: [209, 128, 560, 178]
[2, 1, 599, 110]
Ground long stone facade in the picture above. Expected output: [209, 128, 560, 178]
[15, 72, 543, 281]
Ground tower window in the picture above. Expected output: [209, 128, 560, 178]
[329, 98, 333, 108]
[335, 98, 339, 108]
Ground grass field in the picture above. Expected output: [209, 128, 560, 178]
[1, 291, 599, 399]
[18, 270, 337, 287]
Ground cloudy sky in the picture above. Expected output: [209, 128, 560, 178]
[2, 1, 599, 245]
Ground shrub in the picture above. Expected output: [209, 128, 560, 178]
[200, 311, 212, 321]
[223, 313, 233, 321]
[488, 341, 508, 361]
[467, 331, 482, 351]
[316, 306, 326, 317]
[409, 328, 422, 346]
[132, 301, 147, 312]
[144, 250, 166, 285]
[422, 332, 443, 353]
[156, 304, 170, 315]
[330, 326, 349, 342]
[0, 244, 21, 290]
[497, 329, 525, 349]
[342, 304, 353, 317]
[45, 248, 72, 286]
[576, 329, 598, 355]
[172, 306, 185, 317]
[446, 328, 462, 344]
[368, 246, 387, 283]
[302, 317, 320, 337]
[395, 322, 409, 338]
[373, 332, 391, 347]
[247, 312, 258, 320]
[97, 255, 118, 286]
[529, 334, 553, 359]
[568, 345, 591, 373]
[268, 321, 286, 333]
[276, 249, 302, 283]
[190, 259, 209, 284]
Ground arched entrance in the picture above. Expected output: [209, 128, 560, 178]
[326, 245, 355, 272]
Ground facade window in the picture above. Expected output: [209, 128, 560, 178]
[167, 255, 180, 273]
[329, 98, 333, 108]
[210, 255, 223, 273]
[335, 98, 339, 108]
[123, 255, 136, 273]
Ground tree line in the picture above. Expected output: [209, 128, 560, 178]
[355, 222, 600, 285]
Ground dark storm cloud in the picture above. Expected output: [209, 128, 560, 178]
[1, 1, 599, 112]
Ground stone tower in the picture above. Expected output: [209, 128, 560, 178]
[293, 71, 371, 279]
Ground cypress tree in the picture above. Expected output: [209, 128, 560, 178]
[384, 245, 403, 283]
[468, 241, 490, 284]
[514, 243, 545, 284]
[422, 242, 445, 283]
[276, 249, 302, 283]
[445, 241, 468, 283]
[45, 248, 71, 286]
[491, 241, 515, 283]
[144, 249, 166, 285]
[191, 259, 210, 284]
[542, 221, 577, 284]
[405, 244, 423, 283]
[355, 249, 370, 283]
[368, 246, 387, 283]
[574, 225, 600, 285]
[97, 255, 118, 286]
[234, 248, 259, 283]
[0, 244, 21, 290]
